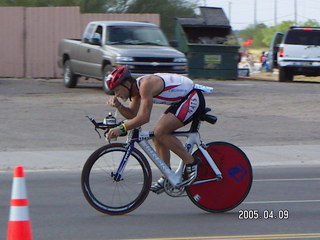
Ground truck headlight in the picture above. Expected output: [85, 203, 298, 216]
[116, 57, 134, 62]
[173, 57, 187, 63]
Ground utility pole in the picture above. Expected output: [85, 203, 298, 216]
[274, 0, 277, 26]
[254, 0, 257, 25]
[294, 0, 297, 25]
[228, 1, 231, 23]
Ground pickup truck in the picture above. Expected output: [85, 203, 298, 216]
[58, 21, 187, 93]
[269, 26, 320, 82]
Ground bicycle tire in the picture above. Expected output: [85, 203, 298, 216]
[81, 143, 152, 215]
[186, 141, 252, 213]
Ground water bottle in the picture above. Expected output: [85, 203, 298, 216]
[104, 112, 117, 142]
[103, 112, 116, 127]
[194, 84, 214, 93]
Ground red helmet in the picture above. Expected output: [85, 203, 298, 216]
[106, 65, 132, 90]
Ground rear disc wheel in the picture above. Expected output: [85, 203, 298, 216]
[186, 142, 253, 212]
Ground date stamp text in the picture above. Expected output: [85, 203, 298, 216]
[238, 209, 289, 220]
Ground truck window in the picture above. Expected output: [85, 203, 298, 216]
[107, 26, 169, 46]
[285, 29, 320, 45]
[83, 24, 96, 43]
[274, 33, 284, 46]
[91, 26, 103, 45]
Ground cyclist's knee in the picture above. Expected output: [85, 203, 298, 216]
[154, 126, 174, 145]
[153, 127, 165, 140]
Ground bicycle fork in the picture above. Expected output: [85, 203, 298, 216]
[112, 142, 135, 182]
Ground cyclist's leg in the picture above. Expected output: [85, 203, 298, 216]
[152, 121, 171, 167]
[151, 114, 193, 193]
[153, 112, 194, 165]
[151, 90, 205, 192]
[154, 89, 205, 166]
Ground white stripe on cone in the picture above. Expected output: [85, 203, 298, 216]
[9, 206, 30, 221]
[11, 178, 28, 199]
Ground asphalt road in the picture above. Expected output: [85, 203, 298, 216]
[0, 167, 319, 240]
[1, 78, 320, 239]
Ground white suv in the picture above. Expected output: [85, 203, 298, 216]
[269, 27, 320, 82]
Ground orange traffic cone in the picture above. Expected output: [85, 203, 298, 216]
[7, 166, 33, 240]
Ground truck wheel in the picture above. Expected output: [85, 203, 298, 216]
[102, 65, 114, 95]
[279, 67, 294, 82]
[63, 60, 78, 88]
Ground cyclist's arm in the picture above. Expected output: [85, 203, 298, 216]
[123, 76, 162, 130]
[111, 96, 140, 120]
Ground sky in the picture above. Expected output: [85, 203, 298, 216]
[201, 0, 320, 30]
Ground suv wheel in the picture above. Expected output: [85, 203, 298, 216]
[279, 67, 294, 82]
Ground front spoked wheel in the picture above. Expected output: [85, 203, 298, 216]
[81, 143, 152, 215]
[187, 142, 253, 213]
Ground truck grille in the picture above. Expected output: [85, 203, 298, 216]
[130, 65, 186, 74]
[133, 57, 174, 63]
[128, 57, 186, 74]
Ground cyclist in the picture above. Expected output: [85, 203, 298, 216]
[106, 65, 206, 194]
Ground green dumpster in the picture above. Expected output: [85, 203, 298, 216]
[176, 7, 240, 79]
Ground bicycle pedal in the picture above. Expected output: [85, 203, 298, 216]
[150, 188, 165, 194]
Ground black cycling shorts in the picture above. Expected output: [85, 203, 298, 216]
[164, 89, 205, 125]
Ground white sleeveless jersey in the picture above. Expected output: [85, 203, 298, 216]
[136, 73, 194, 104]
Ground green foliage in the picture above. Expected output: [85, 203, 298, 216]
[126, 0, 198, 40]
[0, 0, 81, 7]
[80, 0, 107, 13]
[239, 20, 320, 49]
[3, 0, 319, 45]
[82, 0, 131, 13]
[260, 21, 294, 47]
[239, 23, 268, 48]
[301, 19, 320, 27]
[0, 0, 197, 40]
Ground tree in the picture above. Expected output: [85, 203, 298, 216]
[80, 0, 132, 13]
[125, 0, 198, 40]
[260, 21, 294, 47]
[0, 0, 198, 39]
[0, 0, 81, 7]
[80, 0, 107, 13]
[301, 19, 320, 27]
[238, 23, 268, 48]
[239, 19, 320, 49]
[0, 0, 108, 10]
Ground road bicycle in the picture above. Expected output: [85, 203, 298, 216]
[81, 108, 253, 215]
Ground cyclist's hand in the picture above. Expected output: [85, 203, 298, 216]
[106, 127, 121, 142]
[107, 96, 121, 108]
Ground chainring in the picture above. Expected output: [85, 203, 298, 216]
[163, 178, 185, 197]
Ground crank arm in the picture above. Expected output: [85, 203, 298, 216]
[191, 176, 223, 185]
